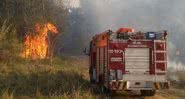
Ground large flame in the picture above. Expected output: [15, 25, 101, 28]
[23, 23, 58, 59]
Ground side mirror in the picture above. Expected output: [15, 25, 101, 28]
[83, 48, 89, 56]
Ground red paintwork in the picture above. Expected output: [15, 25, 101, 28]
[89, 28, 167, 88]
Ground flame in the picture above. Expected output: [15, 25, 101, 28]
[23, 23, 58, 59]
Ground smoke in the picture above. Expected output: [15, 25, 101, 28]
[61, 0, 81, 8]
[90, 0, 184, 61]
[55, 0, 185, 66]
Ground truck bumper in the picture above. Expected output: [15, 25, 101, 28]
[108, 80, 170, 91]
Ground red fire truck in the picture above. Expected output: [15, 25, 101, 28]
[87, 28, 169, 96]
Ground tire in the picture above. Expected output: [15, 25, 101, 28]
[90, 77, 96, 84]
[141, 90, 156, 96]
[100, 85, 111, 94]
[90, 75, 96, 84]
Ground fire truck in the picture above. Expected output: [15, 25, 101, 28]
[87, 28, 170, 96]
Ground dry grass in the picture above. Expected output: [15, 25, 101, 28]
[0, 57, 185, 99]
[0, 56, 104, 99]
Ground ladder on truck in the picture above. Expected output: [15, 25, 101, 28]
[154, 40, 167, 82]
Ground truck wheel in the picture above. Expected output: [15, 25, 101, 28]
[100, 85, 111, 94]
[140, 90, 156, 96]
[90, 78, 96, 84]
[90, 74, 96, 84]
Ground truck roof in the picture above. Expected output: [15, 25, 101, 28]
[92, 28, 167, 47]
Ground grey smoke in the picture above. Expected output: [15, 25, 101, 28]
[59, 0, 185, 66]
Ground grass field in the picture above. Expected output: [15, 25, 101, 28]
[0, 56, 94, 99]
[0, 56, 184, 99]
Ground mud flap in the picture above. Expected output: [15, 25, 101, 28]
[154, 82, 170, 89]
[109, 81, 127, 91]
